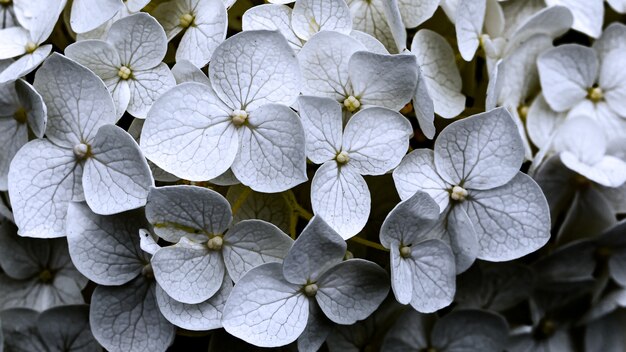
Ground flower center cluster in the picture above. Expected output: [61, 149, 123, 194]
[207, 235, 224, 250]
[343, 95, 361, 112]
[73, 143, 91, 160]
[13, 107, 28, 124]
[179, 13, 195, 28]
[335, 150, 350, 165]
[38, 269, 53, 283]
[0, 0, 12, 6]
[517, 104, 529, 122]
[118, 65, 132, 80]
[25, 41, 38, 54]
[303, 283, 318, 297]
[231, 109, 248, 126]
[587, 86, 604, 103]
[399, 245, 411, 258]
[450, 185, 468, 201]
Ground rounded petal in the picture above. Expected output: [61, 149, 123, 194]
[348, 51, 418, 111]
[342, 107, 412, 175]
[222, 263, 309, 348]
[209, 30, 301, 110]
[231, 104, 307, 193]
[316, 259, 389, 324]
[177, 0, 228, 68]
[141, 82, 238, 181]
[311, 162, 370, 239]
[83, 125, 154, 215]
[392, 149, 450, 210]
[145, 185, 232, 243]
[297, 30, 366, 100]
[127, 63, 176, 118]
[33, 53, 116, 147]
[242, 4, 303, 51]
[8, 140, 82, 238]
[292, 0, 352, 41]
[463, 172, 551, 261]
[297, 96, 343, 164]
[90, 279, 174, 352]
[0, 45, 51, 84]
[537, 44, 597, 112]
[455, 0, 486, 61]
[152, 240, 225, 305]
[411, 29, 465, 118]
[434, 107, 525, 190]
[106, 13, 167, 70]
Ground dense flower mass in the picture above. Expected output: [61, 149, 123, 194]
[0, 0, 624, 351]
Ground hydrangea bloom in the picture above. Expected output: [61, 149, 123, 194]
[142, 30, 306, 192]
[222, 216, 389, 350]
[393, 108, 550, 270]
[65, 13, 175, 119]
[298, 96, 412, 238]
[8, 54, 153, 238]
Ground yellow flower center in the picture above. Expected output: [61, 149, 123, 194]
[450, 185, 468, 201]
[73, 143, 91, 160]
[335, 151, 350, 165]
[25, 41, 37, 54]
[231, 109, 248, 126]
[303, 283, 318, 297]
[179, 13, 195, 28]
[207, 235, 224, 250]
[39, 269, 53, 283]
[13, 107, 28, 124]
[118, 66, 132, 80]
[343, 95, 361, 112]
[587, 86, 604, 103]
[399, 245, 411, 258]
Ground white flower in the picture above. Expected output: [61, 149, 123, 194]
[0, 74, 46, 191]
[537, 38, 626, 140]
[0, 0, 64, 83]
[393, 108, 551, 270]
[298, 30, 418, 120]
[298, 96, 412, 238]
[222, 216, 389, 350]
[66, 13, 176, 119]
[346, 0, 406, 53]
[153, 0, 228, 68]
[0, 221, 87, 311]
[8, 54, 154, 238]
[141, 30, 307, 193]
[545, 0, 603, 38]
[243, 0, 352, 53]
[379, 191, 456, 313]
[552, 116, 626, 188]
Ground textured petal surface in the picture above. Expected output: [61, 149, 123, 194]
[310, 163, 370, 239]
[222, 219, 293, 283]
[106, 13, 167, 70]
[83, 125, 153, 215]
[176, 0, 228, 68]
[297, 96, 343, 164]
[90, 278, 174, 352]
[151, 239, 224, 304]
[8, 140, 82, 238]
[342, 107, 412, 175]
[283, 216, 346, 284]
[232, 104, 307, 192]
[455, 0, 486, 61]
[463, 173, 551, 261]
[145, 185, 232, 243]
[71, 0, 123, 33]
[537, 44, 597, 112]
[126, 63, 176, 118]
[141, 82, 238, 181]
[434, 108, 525, 190]
[66, 202, 148, 286]
[393, 149, 451, 211]
[242, 4, 302, 51]
[316, 259, 389, 324]
[209, 30, 301, 110]
[222, 263, 309, 348]
[33, 53, 116, 148]
[292, 0, 352, 41]
[411, 29, 465, 118]
[348, 51, 418, 111]
[155, 278, 232, 331]
[432, 310, 509, 351]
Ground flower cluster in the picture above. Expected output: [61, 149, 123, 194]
[0, 0, 624, 351]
